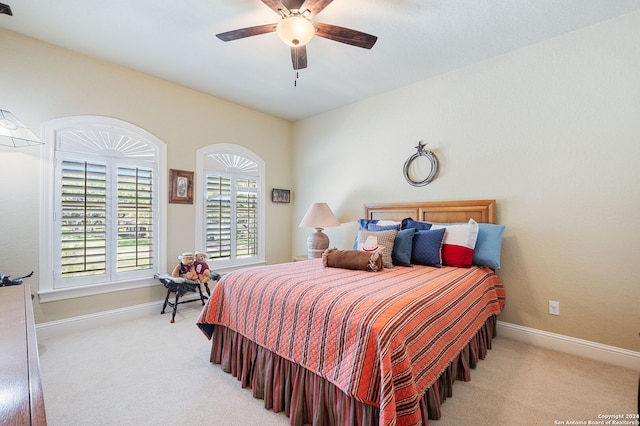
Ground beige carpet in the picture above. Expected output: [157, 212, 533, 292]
[37, 305, 638, 426]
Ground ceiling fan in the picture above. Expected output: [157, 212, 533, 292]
[216, 0, 377, 70]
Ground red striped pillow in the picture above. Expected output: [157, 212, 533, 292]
[431, 219, 479, 267]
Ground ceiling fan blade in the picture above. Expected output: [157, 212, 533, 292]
[299, 0, 333, 18]
[313, 22, 377, 49]
[291, 46, 308, 70]
[261, 0, 290, 15]
[216, 24, 277, 42]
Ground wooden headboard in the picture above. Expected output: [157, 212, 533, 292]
[364, 200, 496, 224]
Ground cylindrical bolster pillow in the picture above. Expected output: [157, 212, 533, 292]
[322, 248, 383, 272]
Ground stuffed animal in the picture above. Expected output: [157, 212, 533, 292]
[172, 252, 198, 281]
[194, 250, 211, 284]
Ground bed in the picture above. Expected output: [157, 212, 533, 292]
[197, 200, 506, 426]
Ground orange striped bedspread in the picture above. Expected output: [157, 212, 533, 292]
[197, 259, 505, 426]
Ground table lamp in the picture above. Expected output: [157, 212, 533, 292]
[298, 202, 340, 259]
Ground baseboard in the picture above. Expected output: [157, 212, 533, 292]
[35, 301, 165, 341]
[497, 320, 640, 371]
[35, 306, 640, 372]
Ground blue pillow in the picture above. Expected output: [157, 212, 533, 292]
[401, 218, 432, 231]
[411, 228, 445, 267]
[357, 219, 379, 229]
[473, 224, 505, 269]
[368, 223, 401, 231]
[392, 228, 417, 266]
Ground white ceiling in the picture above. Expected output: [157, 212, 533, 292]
[2, 0, 640, 121]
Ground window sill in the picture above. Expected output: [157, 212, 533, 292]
[212, 260, 267, 276]
[37, 261, 267, 303]
[37, 277, 160, 303]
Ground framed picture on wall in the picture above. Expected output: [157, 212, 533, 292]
[169, 169, 193, 204]
[272, 188, 290, 203]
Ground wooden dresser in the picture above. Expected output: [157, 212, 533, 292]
[0, 284, 47, 425]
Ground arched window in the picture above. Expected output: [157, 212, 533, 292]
[39, 116, 167, 301]
[195, 144, 265, 272]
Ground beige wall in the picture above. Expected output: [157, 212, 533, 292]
[292, 11, 640, 352]
[2, 10, 639, 353]
[0, 29, 294, 323]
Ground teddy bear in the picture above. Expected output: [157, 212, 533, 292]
[193, 250, 211, 284]
[171, 252, 198, 282]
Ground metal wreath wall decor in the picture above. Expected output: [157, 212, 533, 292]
[403, 141, 439, 187]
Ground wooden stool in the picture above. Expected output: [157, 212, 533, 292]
[156, 275, 207, 323]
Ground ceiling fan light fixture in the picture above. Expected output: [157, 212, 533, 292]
[276, 15, 315, 47]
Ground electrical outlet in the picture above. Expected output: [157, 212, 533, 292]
[548, 300, 560, 316]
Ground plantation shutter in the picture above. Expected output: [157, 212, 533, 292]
[236, 178, 258, 257]
[205, 175, 259, 260]
[44, 117, 163, 297]
[200, 148, 262, 266]
[59, 160, 107, 277]
[206, 175, 232, 258]
[117, 166, 154, 271]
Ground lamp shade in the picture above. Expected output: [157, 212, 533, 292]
[276, 15, 315, 47]
[298, 202, 340, 229]
[0, 109, 43, 148]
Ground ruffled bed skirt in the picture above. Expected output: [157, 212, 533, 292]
[209, 315, 497, 426]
